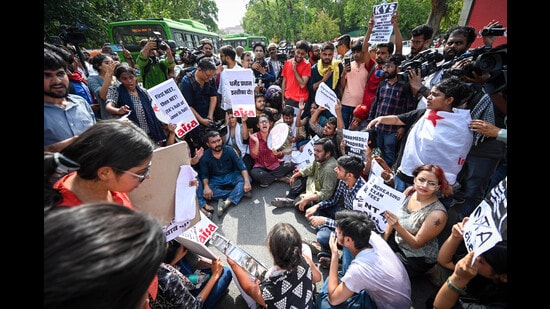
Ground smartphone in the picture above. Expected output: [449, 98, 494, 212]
[344, 57, 351, 71]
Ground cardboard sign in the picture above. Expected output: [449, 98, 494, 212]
[128, 142, 200, 227]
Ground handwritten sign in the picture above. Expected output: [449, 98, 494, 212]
[147, 78, 199, 138]
[369, 2, 398, 45]
[343, 129, 369, 159]
[314, 83, 337, 117]
[225, 69, 256, 117]
[354, 176, 404, 233]
[295, 135, 319, 169]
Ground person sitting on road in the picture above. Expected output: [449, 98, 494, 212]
[305, 155, 367, 266]
[383, 164, 450, 279]
[249, 114, 295, 188]
[227, 222, 321, 309]
[316, 209, 412, 309]
[196, 130, 252, 218]
[270, 137, 338, 213]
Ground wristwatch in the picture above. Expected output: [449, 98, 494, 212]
[417, 86, 428, 97]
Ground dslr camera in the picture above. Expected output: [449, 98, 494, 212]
[59, 24, 87, 44]
[397, 49, 444, 83]
[179, 46, 205, 65]
[481, 24, 506, 36]
[152, 31, 168, 51]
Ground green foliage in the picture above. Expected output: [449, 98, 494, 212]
[43, 0, 462, 49]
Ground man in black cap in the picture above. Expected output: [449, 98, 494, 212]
[335, 34, 352, 60]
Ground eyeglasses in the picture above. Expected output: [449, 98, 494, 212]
[259, 120, 269, 124]
[203, 71, 216, 79]
[113, 161, 152, 183]
[414, 177, 439, 190]
[382, 64, 395, 69]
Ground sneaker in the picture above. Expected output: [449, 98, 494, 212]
[217, 199, 229, 218]
[243, 191, 252, 198]
[271, 197, 294, 207]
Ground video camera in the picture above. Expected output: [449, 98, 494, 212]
[179, 46, 205, 65]
[397, 49, 444, 83]
[59, 24, 87, 44]
[152, 31, 168, 51]
[481, 24, 506, 37]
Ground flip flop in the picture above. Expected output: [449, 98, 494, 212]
[203, 206, 215, 213]
[200, 208, 213, 219]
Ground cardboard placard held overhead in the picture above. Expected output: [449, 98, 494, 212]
[128, 141, 200, 227]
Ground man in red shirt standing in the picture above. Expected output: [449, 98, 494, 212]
[281, 40, 312, 117]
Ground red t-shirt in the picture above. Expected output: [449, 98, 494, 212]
[282, 59, 311, 102]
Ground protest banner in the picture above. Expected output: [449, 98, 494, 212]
[315, 83, 337, 117]
[369, 2, 398, 45]
[342, 129, 369, 159]
[353, 176, 404, 233]
[226, 69, 256, 117]
[147, 78, 199, 139]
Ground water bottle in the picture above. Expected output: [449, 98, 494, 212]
[188, 272, 210, 284]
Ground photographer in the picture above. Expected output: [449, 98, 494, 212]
[409, 25, 477, 110]
[136, 37, 175, 89]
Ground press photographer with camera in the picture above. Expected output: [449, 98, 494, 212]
[136, 35, 175, 89]
[407, 25, 477, 110]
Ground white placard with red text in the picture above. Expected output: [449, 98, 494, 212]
[225, 69, 256, 118]
[147, 78, 199, 139]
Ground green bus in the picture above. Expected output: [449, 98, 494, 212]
[220, 33, 267, 51]
[107, 18, 220, 60]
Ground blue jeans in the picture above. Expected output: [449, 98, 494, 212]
[315, 206, 342, 252]
[458, 155, 501, 219]
[376, 130, 398, 167]
[317, 257, 377, 309]
[177, 258, 233, 309]
[341, 105, 355, 129]
[197, 171, 251, 208]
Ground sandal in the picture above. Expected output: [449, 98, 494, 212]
[203, 205, 215, 213]
[200, 208, 213, 219]
[277, 175, 291, 184]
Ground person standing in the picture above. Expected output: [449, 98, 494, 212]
[406, 24, 434, 59]
[105, 64, 167, 146]
[339, 40, 368, 129]
[365, 54, 417, 167]
[308, 41, 344, 113]
[135, 38, 175, 89]
[251, 42, 276, 90]
[281, 40, 312, 111]
[87, 53, 120, 120]
[44, 43, 96, 153]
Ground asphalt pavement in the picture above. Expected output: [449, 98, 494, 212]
[185, 180, 456, 308]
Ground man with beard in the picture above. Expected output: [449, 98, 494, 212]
[364, 54, 417, 168]
[197, 130, 252, 218]
[351, 12, 402, 130]
[44, 44, 96, 152]
[270, 137, 338, 212]
[308, 43, 321, 66]
[217, 45, 253, 112]
[308, 41, 344, 115]
[409, 25, 477, 110]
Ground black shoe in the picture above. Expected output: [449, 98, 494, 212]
[243, 191, 252, 198]
[271, 197, 294, 207]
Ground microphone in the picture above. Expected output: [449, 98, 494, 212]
[375, 69, 388, 78]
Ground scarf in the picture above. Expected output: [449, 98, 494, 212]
[317, 59, 340, 89]
[469, 88, 495, 146]
[68, 70, 88, 84]
[117, 84, 166, 143]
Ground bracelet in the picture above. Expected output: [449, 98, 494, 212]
[417, 86, 428, 97]
[446, 277, 467, 296]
